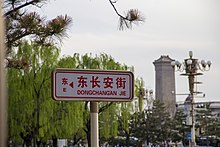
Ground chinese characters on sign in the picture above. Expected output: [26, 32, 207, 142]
[52, 69, 134, 101]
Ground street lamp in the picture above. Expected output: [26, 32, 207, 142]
[171, 51, 211, 147]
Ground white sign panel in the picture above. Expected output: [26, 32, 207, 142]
[52, 69, 134, 101]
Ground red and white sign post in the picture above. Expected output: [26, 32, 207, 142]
[52, 69, 134, 146]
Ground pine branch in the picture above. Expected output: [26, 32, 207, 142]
[4, 0, 44, 17]
[109, 0, 145, 30]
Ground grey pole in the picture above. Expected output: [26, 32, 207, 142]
[90, 101, 99, 147]
[0, 2, 7, 147]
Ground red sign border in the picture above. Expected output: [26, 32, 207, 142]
[52, 69, 134, 102]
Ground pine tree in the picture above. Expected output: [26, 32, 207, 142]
[3, 0, 72, 54]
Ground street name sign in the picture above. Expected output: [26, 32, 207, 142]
[52, 69, 134, 101]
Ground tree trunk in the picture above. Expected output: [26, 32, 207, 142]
[20, 131, 33, 147]
[36, 139, 41, 147]
[52, 136, 58, 147]
[125, 132, 130, 147]
[73, 135, 82, 146]
[24, 137, 32, 147]
[86, 132, 91, 147]
[85, 119, 91, 147]
[42, 141, 47, 147]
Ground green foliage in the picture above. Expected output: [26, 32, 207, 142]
[115, 102, 134, 146]
[131, 100, 172, 145]
[7, 42, 85, 145]
[171, 109, 190, 144]
[99, 102, 118, 139]
[150, 100, 171, 143]
[135, 77, 145, 112]
[121, 102, 133, 133]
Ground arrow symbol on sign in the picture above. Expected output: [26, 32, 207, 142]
[69, 82, 74, 88]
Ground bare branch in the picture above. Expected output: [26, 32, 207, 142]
[98, 102, 114, 114]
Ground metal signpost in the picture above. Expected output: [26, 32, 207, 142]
[52, 69, 134, 147]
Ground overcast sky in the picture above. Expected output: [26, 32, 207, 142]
[39, 0, 220, 102]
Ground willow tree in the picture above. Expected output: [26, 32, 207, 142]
[54, 54, 88, 146]
[114, 102, 134, 146]
[7, 41, 65, 146]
